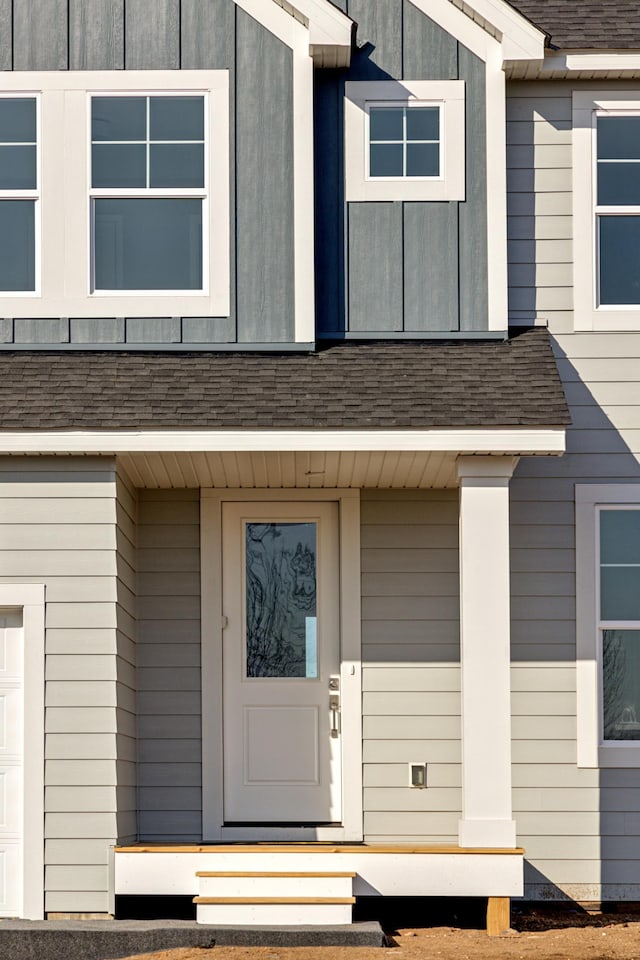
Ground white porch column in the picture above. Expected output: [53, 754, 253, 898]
[457, 456, 518, 848]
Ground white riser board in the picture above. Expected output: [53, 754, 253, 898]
[198, 876, 354, 898]
[196, 902, 353, 925]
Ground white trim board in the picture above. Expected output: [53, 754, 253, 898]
[572, 90, 640, 333]
[0, 584, 45, 920]
[0, 428, 566, 454]
[115, 849, 523, 898]
[200, 489, 362, 842]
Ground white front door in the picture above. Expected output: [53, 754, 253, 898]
[222, 502, 342, 824]
[0, 608, 24, 917]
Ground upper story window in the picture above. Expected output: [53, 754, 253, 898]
[368, 104, 440, 180]
[0, 71, 229, 320]
[345, 80, 465, 202]
[573, 92, 640, 330]
[91, 95, 206, 293]
[0, 97, 38, 293]
[596, 114, 640, 306]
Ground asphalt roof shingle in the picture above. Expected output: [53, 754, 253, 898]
[0, 328, 569, 431]
[508, 0, 640, 50]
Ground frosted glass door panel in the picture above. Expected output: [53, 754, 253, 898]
[245, 522, 318, 679]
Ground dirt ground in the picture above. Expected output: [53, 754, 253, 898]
[120, 907, 640, 960]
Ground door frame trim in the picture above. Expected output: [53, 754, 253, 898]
[0, 583, 45, 920]
[201, 489, 362, 842]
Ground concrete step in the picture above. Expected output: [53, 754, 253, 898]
[0, 919, 385, 959]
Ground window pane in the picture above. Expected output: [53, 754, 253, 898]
[0, 98, 36, 143]
[94, 198, 202, 291]
[92, 97, 146, 142]
[406, 142, 439, 177]
[92, 143, 146, 188]
[245, 522, 318, 679]
[149, 143, 204, 188]
[601, 566, 640, 620]
[598, 162, 640, 205]
[150, 96, 204, 141]
[0, 200, 35, 290]
[370, 108, 403, 142]
[603, 630, 640, 740]
[599, 217, 640, 304]
[370, 142, 403, 177]
[0, 145, 36, 189]
[601, 510, 640, 564]
[598, 116, 640, 160]
[406, 107, 439, 141]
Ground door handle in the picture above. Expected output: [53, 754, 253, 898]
[330, 695, 340, 739]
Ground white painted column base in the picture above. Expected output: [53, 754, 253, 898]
[459, 819, 517, 848]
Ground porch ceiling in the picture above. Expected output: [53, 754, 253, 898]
[118, 449, 462, 488]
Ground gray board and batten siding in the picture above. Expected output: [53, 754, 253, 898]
[315, 0, 488, 338]
[0, 0, 295, 349]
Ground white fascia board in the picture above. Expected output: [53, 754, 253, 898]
[540, 51, 640, 77]
[283, 0, 353, 58]
[411, 0, 543, 65]
[458, 0, 545, 61]
[0, 428, 566, 454]
[243, 0, 352, 67]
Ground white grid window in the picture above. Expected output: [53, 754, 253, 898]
[367, 103, 441, 180]
[0, 96, 38, 293]
[90, 94, 207, 293]
[345, 80, 465, 203]
[595, 113, 640, 307]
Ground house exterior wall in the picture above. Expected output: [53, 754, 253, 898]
[0, 0, 295, 349]
[0, 456, 128, 914]
[316, 0, 489, 338]
[507, 80, 640, 900]
[132, 488, 463, 846]
[360, 490, 462, 841]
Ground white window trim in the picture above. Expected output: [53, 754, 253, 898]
[0, 70, 229, 320]
[576, 484, 640, 767]
[0, 583, 45, 920]
[344, 80, 466, 202]
[573, 90, 640, 331]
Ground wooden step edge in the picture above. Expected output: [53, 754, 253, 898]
[117, 844, 525, 855]
[193, 897, 356, 905]
[196, 871, 356, 878]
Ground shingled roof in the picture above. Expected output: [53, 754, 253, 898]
[0, 328, 569, 431]
[508, 0, 640, 50]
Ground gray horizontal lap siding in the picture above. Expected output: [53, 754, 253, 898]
[0, 456, 125, 915]
[361, 490, 462, 841]
[137, 489, 202, 842]
[315, 0, 488, 337]
[508, 79, 640, 901]
[0, 0, 295, 349]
